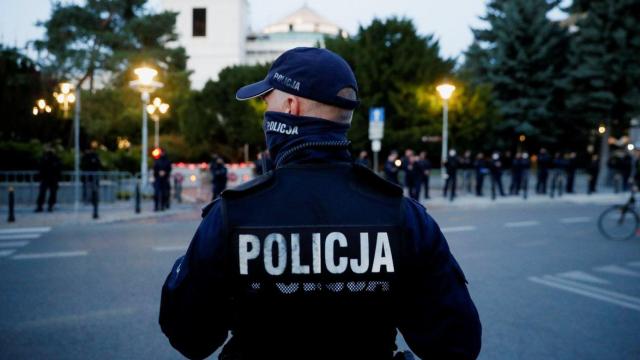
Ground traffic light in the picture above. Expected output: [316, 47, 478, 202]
[152, 147, 162, 159]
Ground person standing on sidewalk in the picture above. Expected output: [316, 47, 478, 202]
[153, 150, 172, 211]
[35, 146, 62, 213]
[490, 152, 506, 200]
[587, 154, 599, 194]
[474, 153, 489, 197]
[384, 151, 400, 184]
[443, 149, 459, 201]
[565, 152, 577, 194]
[211, 156, 228, 200]
[536, 148, 551, 194]
[418, 151, 431, 199]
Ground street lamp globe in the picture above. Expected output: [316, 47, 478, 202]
[147, 104, 157, 115]
[159, 103, 170, 114]
[134, 67, 158, 87]
[60, 82, 73, 95]
[436, 83, 456, 100]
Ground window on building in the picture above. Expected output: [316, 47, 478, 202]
[193, 8, 206, 37]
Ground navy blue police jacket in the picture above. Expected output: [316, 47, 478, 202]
[159, 139, 481, 360]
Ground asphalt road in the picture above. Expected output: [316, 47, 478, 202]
[0, 200, 639, 359]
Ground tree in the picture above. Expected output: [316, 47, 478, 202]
[33, 0, 193, 163]
[464, 0, 570, 152]
[180, 63, 270, 161]
[0, 45, 71, 143]
[325, 18, 455, 153]
[566, 0, 640, 177]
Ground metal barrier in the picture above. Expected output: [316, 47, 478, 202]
[0, 171, 136, 205]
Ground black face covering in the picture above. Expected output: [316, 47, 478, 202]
[263, 111, 351, 166]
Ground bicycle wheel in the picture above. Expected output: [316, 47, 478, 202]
[598, 205, 639, 240]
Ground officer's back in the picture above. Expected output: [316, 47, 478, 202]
[159, 47, 481, 360]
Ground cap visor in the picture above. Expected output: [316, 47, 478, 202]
[235, 79, 273, 100]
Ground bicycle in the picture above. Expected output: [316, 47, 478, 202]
[598, 187, 640, 240]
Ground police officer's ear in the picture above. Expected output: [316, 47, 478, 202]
[287, 95, 302, 116]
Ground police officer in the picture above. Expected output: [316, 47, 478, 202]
[35, 145, 62, 212]
[159, 47, 481, 360]
[384, 151, 400, 184]
[153, 150, 172, 211]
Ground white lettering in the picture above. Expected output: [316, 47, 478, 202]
[239, 234, 260, 275]
[264, 233, 287, 275]
[350, 233, 370, 274]
[325, 232, 348, 274]
[312, 233, 322, 274]
[291, 233, 310, 274]
[372, 232, 394, 273]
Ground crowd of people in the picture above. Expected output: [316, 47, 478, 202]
[355, 148, 618, 202]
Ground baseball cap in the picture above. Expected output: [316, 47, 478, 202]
[236, 47, 359, 110]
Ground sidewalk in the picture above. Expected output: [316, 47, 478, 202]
[421, 191, 629, 209]
[0, 201, 201, 228]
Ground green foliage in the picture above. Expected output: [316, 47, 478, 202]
[325, 17, 455, 153]
[464, 0, 570, 151]
[566, 0, 640, 137]
[31, 0, 193, 166]
[181, 63, 270, 160]
[0, 45, 70, 144]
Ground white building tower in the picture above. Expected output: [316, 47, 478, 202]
[163, 0, 248, 89]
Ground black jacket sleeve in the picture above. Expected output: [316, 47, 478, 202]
[397, 198, 482, 359]
[159, 200, 230, 359]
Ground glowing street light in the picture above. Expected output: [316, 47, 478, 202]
[32, 99, 49, 116]
[436, 83, 456, 178]
[130, 66, 163, 189]
[598, 125, 606, 134]
[54, 82, 76, 118]
[146, 97, 170, 148]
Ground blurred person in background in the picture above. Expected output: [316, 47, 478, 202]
[536, 148, 551, 194]
[490, 152, 505, 200]
[211, 156, 228, 199]
[384, 150, 400, 184]
[443, 149, 459, 201]
[153, 149, 172, 211]
[587, 154, 599, 194]
[35, 145, 62, 212]
[355, 150, 371, 168]
[418, 151, 431, 199]
[461, 150, 473, 194]
[474, 153, 489, 197]
[80, 143, 102, 203]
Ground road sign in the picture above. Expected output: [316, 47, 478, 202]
[371, 139, 381, 152]
[369, 107, 385, 140]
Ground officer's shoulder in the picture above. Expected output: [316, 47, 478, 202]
[220, 171, 275, 199]
[200, 198, 222, 218]
[352, 163, 403, 197]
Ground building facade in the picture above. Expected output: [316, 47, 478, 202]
[162, 1, 345, 89]
[162, 0, 248, 89]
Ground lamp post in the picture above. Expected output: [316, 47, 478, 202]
[56, 82, 80, 212]
[32, 99, 52, 115]
[146, 97, 170, 148]
[436, 83, 455, 179]
[129, 66, 163, 189]
[54, 82, 76, 118]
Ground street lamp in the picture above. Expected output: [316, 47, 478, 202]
[146, 97, 170, 148]
[129, 66, 163, 189]
[32, 98, 51, 115]
[436, 83, 455, 178]
[54, 82, 76, 118]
